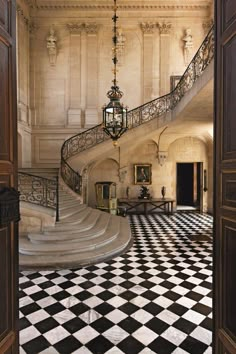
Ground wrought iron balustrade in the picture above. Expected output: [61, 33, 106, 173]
[18, 172, 59, 221]
[61, 26, 214, 194]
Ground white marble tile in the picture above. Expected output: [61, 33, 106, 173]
[43, 325, 70, 345]
[183, 309, 205, 325]
[20, 325, 41, 345]
[23, 285, 42, 295]
[151, 284, 168, 295]
[26, 309, 49, 324]
[83, 296, 103, 308]
[153, 295, 173, 308]
[176, 296, 196, 309]
[192, 285, 211, 295]
[157, 309, 179, 325]
[106, 309, 128, 324]
[132, 326, 157, 346]
[131, 309, 153, 324]
[61, 296, 80, 308]
[191, 326, 212, 345]
[72, 347, 93, 354]
[172, 285, 189, 296]
[162, 326, 187, 346]
[168, 276, 184, 285]
[80, 309, 102, 324]
[107, 296, 127, 308]
[149, 276, 164, 284]
[37, 296, 57, 308]
[131, 295, 149, 308]
[54, 309, 76, 324]
[19, 296, 34, 308]
[105, 347, 125, 354]
[40, 347, 60, 354]
[73, 326, 99, 344]
[199, 296, 212, 307]
[103, 325, 129, 345]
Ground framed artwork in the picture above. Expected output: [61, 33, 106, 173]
[134, 164, 152, 185]
[170, 75, 182, 91]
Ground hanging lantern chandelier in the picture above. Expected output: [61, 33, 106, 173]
[102, 0, 128, 146]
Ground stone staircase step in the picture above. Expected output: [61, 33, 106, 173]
[44, 209, 101, 234]
[19, 217, 132, 269]
[59, 204, 88, 219]
[29, 212, 111, 241]
[20, 217, 121, 255]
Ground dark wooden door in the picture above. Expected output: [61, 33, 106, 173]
[0, 1, 18, 353]
[214, 1, 236, 353]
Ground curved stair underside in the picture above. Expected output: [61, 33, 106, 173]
[19, 188, 132, 270]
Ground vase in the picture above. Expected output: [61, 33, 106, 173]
[161, 186, 166, 199]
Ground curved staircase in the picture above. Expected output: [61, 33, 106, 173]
[19, 187, 132, 270]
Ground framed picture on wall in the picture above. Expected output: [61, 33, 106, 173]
[134, 164, 152, 185]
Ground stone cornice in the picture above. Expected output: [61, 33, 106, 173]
[26, 1, 210, 11]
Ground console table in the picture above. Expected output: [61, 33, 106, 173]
[118, 198, 175, 215]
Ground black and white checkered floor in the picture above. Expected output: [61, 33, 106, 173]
[19, 212, 213, 354]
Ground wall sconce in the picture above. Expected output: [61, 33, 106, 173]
[203, 169, 208, 192]
[157, 151, 168, 166]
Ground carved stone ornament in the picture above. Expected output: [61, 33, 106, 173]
[46, 27, 57, 66]
[140, 22, 156, 34]
[84, 23, 98, 34]
[158, 22, 172, 35]
[182, 28, 194, 66]
[67, 23, 84, 34]
[157, 151, 168, 166]
[202, 19, 214, 35]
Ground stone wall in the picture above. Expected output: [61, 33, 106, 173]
[16, 1, 211, 167]
[87, 136, 212, 212]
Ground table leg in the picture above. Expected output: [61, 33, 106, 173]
[144, 203, 147, 215]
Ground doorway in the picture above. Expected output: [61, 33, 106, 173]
[176, 162, 202, 211]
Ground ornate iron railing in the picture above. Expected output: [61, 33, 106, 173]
[61, 26, 214, 194]
[18, 172, 59, 221]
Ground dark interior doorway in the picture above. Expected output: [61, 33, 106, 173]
[177, 162, 202, 210]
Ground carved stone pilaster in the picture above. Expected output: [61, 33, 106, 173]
[158, 22, 172, 35]
[84, 23, 98, 34]
[140, 22, 156, 34]
[66, 23, 83, 34]
[202, 19, 214, 35]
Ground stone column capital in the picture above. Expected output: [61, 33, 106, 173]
[140, 22, 156, 34]
[158, 22, 172, 35]
[66, 23, 83, 34]
[202, 19, 214, 34]
[84, 23, 99, 34]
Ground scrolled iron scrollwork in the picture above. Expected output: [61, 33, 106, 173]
[61, 26, 214, 195]
[18, 172, 59, 216]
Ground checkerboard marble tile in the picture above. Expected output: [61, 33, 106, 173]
[19, 212, 213, 354]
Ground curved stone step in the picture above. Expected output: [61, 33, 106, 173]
[60, 204, 88, 219]
[29, 212, 111, 241]
[44, 209, 101, 234]
[59, 200, 82, 210]
[19, 217, 132, 269]
[20, 216, 121, 255]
